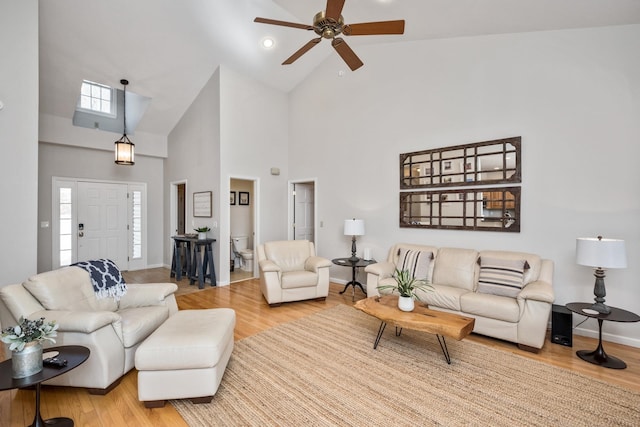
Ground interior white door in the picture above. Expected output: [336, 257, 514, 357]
[293, 183, 315, 242]
[77, 182, 129, 269]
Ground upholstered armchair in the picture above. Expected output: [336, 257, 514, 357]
[257, 240, 332, 306]
[0, 266, 178, 394]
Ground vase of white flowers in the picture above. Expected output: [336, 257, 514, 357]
[1, 317, 58, 378]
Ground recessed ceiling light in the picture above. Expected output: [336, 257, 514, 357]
[261, 37, 275, 49]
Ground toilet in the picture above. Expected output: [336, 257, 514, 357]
[231, 236, 253, 272]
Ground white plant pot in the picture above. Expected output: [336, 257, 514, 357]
[398, 296, 415, 312]
[198, 232, 207, 240]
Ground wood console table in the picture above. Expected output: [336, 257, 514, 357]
[171, 235, 217, 288]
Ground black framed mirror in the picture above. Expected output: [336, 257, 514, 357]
[399, 187, 521, 232]
[400, 137, 521, 189]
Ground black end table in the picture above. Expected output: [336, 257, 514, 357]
[0, 345, 90, 426]
[332, 257, 376, 301]
[566, 302, 640, 369]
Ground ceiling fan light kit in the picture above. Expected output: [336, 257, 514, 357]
[254, 0, 405, 71]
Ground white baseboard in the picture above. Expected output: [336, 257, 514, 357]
[574, 327, 640, 349]
[146, 263, 164, 269]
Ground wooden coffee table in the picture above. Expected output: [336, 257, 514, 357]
[354, 295, 475, 364]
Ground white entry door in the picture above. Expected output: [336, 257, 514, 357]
[293, 183, 315, 242]
[77, 182, 129, 269]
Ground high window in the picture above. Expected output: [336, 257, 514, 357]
[78, 80, 114, 116]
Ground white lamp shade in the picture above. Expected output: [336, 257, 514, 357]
[344, 219, 365, 236]
[576, 237, 627, 269]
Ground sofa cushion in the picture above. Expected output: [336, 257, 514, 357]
[281, 271, 318, 289]
[395, 248, 433, 282]
[477, 256, 527, 298]
[460, 292, 520, 323]
[431, 248, 479, 291]
[419, 284, 469, 312]
[264, 240, 312, 272]
[118, 306, 170, 348]
[23, 267, 118, 312]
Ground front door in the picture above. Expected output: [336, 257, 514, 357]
[77, 182, 129, 269]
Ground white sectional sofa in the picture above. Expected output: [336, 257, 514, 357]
[365, 243, 555, 351]
[0, 266, 178, 393]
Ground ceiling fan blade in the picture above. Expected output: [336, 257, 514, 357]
[343, 20, 405, 36]
[331, 38, 364, 71]
[254, 17, 313, 31]
[325, 0, 346, 22]
[283, 38, 322, 65]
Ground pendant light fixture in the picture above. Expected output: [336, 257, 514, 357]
[114, 79, 135, 165]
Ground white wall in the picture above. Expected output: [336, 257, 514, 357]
[289, 25, 640, 346]
[40, 113, 168, 158]
[0, 0, 39, 285]
[37, 142, 165, 272]
[166, 66, 289, 285]
[166, 69, 222, 274]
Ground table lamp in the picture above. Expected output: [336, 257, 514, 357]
[576, 235, 627, 314]
[344, 219, 365, 262]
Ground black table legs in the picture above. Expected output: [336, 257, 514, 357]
[576, 318, 627, 369]
[30, 383, 74, 427]
[339, 263, 366, 301]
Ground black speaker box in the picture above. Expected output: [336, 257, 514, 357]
[551, 304, 572, 347]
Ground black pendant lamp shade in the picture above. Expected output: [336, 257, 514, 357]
[115, 79, 135, 165]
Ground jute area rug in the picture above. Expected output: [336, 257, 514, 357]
[172, 304, 640, 426]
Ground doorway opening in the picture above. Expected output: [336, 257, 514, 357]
[170, 180, 187, 237]
[230, 178, 257, 284]
[289, 179, 317, 246]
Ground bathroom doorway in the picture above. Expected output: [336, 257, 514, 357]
[230, 178, 256, 283]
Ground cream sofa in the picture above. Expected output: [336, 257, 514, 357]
[257, 240, 332, 306]
[365, 243, 554, 351]
[0, 266, 178, 393]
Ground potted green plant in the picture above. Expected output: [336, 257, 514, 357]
[1, 317, 58, 378]
[194, 226, 211, 240]
[377, 269, 433, 312]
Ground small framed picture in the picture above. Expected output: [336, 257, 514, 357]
[239, 191, 250, 206]
[443, 160, 452, 171]
[230, 191, 236, 205]
[193, 191, 212, 218]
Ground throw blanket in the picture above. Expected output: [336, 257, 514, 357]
[72, 259, 128, 300]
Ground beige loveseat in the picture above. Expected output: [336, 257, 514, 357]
[0, 266, 178, 393]
[365, 243, 554, 351]
[257, 240, 332, 306]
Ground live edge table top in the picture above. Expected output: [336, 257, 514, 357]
[354, 295, 475, 341]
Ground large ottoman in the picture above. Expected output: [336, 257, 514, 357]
[135, 308, 236, 408]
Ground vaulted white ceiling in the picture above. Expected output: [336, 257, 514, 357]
[39, 0, 640, 137]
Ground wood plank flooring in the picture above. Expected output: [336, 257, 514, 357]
[1, 268, 639, 426]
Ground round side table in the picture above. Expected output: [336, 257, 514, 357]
[0, 345, 90, 426]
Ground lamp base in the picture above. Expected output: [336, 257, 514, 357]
[349, 236, 359, 263]
[591, 268, 610, 314]
[590, 302, 611, 314]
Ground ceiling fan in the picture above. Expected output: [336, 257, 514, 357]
[254, 0, 405, 71]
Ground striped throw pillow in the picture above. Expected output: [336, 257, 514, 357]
[395, 248, 433, 281]
[477, 257, 527, 298]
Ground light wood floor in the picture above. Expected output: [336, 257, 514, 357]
[1, 268, 639, 426]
